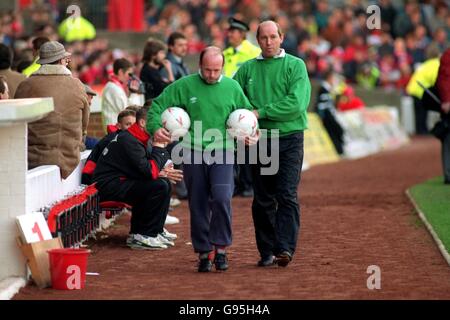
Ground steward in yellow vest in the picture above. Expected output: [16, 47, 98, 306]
[223, 17, 260, 78]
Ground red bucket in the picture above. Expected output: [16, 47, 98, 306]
[47, 248, 91, 290]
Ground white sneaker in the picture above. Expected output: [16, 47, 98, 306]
[126, 234, 134, 246]
[127, 233, 168, 250]
[165, 214, 180, 225]
[161, 228, 177, 240]
[170, 197, 181, 207]
[157, 233, 175, 247]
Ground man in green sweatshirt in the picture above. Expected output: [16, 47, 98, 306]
[147, 46, 253, 272]
[234, 20, 311, 268]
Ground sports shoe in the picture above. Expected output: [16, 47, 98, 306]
[198, 252, 214, 272]
[257, 255, 277, 267]
[214, 253, 229, 271]
[170, 197, 181, 207]
[161, 228, 177, 241]
[276, 251, 292, 267]
[165, 214, 180, 225]
[157, 233, 175, 247]
[127, 233, 168, 250]
[126, 234, 134, 246]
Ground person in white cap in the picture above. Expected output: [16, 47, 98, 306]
[15, 41, 90, 179]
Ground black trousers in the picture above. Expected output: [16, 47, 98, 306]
[99, 178, 171, 237]
[320, 109, 344, 155]
[413, 96, 429, 135]
[251, 132, 304, 259]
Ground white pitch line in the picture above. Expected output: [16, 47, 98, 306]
[406, 189, 450, 267]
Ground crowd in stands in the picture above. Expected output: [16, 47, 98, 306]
[0, 0, 447, 92]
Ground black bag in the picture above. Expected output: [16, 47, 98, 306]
[431, 120, 449, 140]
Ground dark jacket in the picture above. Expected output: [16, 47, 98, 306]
[162, 52, 190, 81]
[82, 126, 120, 185]
[93, 123, 170, 199]
[140, 63, 168, 100]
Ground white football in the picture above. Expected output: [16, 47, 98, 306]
[161, 107, 191, 140]
[226, 109, 258, 140]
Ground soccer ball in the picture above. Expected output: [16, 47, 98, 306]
[226, 109, 258, 140]
[161, 107, 191, 140]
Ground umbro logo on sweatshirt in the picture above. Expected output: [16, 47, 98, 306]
[190, 97, 198, 104]
[248, 78, 253, 85]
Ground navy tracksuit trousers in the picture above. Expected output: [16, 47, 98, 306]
[183, 150, 234, 253]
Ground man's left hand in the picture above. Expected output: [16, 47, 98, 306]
[244, 129, 260, 146]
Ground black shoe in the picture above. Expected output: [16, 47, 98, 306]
[198, 258, 213, 272]
[276, 251, 292, 267]
[214, 253, 229, 271]
[257, 255, 276, 267]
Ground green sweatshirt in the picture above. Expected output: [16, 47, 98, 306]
[233, 52, 311, 136]
[147, 73, 252, 151]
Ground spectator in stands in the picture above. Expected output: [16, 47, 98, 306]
[140, 38, 174, 100]
[15, 41, 89, 179]
[162, 31, 190, 81]
[82, 108, 137, 185]
[22, 36, 49, 77]
[93, 107, 183, 250]
[337, 85, 365, 112]
[102, 58, 135, 128]
[0, 43, 26, 98]
[148, 47, 253, 272]
[83, 84, 99, 150]
[0, 75, 9, 99]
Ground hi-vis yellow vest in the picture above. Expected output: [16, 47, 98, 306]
[223, 40, 261, 78]
[22, 58, 40, 77]
[406, 58, 440, 99]
[58, 16, 96, 42]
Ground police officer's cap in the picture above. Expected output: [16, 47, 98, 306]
[228, 17, 250, 32]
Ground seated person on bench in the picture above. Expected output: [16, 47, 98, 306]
[93, 107, 183, 250]
[82, 108, 137, 185]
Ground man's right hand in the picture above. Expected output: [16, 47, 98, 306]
[442, 102, 450, 114]
[153, 128, 172, 144]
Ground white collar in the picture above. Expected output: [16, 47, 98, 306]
[234, 42, 244, 53]
[198, 70, 223, 84]
[256, 48, 286, 60]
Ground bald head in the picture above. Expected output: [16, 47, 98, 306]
[199, 46, 224, 66]
[256, 20, 284, 58]
[199, 46, 224, 84]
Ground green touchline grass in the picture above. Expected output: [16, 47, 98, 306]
[409, 177, 450, 253]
